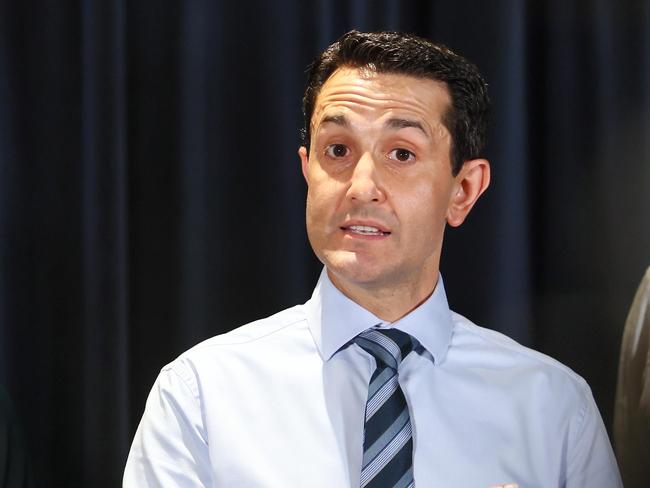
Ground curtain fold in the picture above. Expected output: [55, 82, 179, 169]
[80, 0, 130, 485]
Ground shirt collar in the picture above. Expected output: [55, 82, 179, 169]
[306, 268, 454, 365]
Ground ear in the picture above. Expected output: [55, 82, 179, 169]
[446, 158, 490, 227]
[298, 146, 310, 184]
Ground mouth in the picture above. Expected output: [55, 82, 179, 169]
[341, 224, 391, 237]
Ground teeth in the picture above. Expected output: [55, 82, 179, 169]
[350, 225, 380, 232]
[348, 225, 385, 235]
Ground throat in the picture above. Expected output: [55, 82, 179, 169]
[327, 269, 439, 322]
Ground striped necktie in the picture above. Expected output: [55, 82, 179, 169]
[353, 328, 420, 488]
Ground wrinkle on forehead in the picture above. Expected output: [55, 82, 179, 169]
[311, 67, 451, 142]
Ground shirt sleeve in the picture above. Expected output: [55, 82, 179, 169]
[123, 361, 212, 487]
[564, 381, 623, 488]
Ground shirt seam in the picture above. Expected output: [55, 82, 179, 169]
[184, 316, 308, 354]
[565, 381, 591, 478]
[163, 363, 202, 409]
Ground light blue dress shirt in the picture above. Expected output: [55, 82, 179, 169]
[124, 270, 622, 487]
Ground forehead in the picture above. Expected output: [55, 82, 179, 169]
[311, 67, 451, 133]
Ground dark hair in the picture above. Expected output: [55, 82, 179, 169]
[301, 30, 490, 175]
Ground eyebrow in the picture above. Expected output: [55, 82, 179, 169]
[319, 114, 428, 137]
[320, 114, 350, 127]
[385, 117, 428, 137]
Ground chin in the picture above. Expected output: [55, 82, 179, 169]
[320, 250, 387, 287]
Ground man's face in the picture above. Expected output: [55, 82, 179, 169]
[300, 67, 464, 294]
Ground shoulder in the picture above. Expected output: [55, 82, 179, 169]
[446, 312, 604, 454]
[449, 313, 622, 485]
[448, 311, 590, 398]
[157, 304, 310, 393]
[183, 304, 307, 352]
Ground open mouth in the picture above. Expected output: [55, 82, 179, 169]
[342, 225, 391, 236]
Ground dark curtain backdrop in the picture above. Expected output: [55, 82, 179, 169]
[1, 0, 649, 486]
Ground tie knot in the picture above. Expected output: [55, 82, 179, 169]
[353, 328, 420, 371]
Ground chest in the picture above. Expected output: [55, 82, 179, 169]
[201, 354, 565, 487]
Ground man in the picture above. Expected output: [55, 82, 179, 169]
[124, 31, 622, 487]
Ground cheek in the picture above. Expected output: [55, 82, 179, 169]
[306, 186, 334, 231]
[398, 183, 451, 236]
[307, 178, 343, 215]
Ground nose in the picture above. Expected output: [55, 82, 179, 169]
[347, 152, 385, 203]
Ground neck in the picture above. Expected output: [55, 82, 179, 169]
[327, 269, 439, 322]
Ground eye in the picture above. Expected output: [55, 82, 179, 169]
[325, 144, 350, 158]
[388, 148, 415, 163]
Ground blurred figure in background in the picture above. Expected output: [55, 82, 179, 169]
[614, 266, 650, 488]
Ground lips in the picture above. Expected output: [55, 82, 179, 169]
[341, 223, 391, 236]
